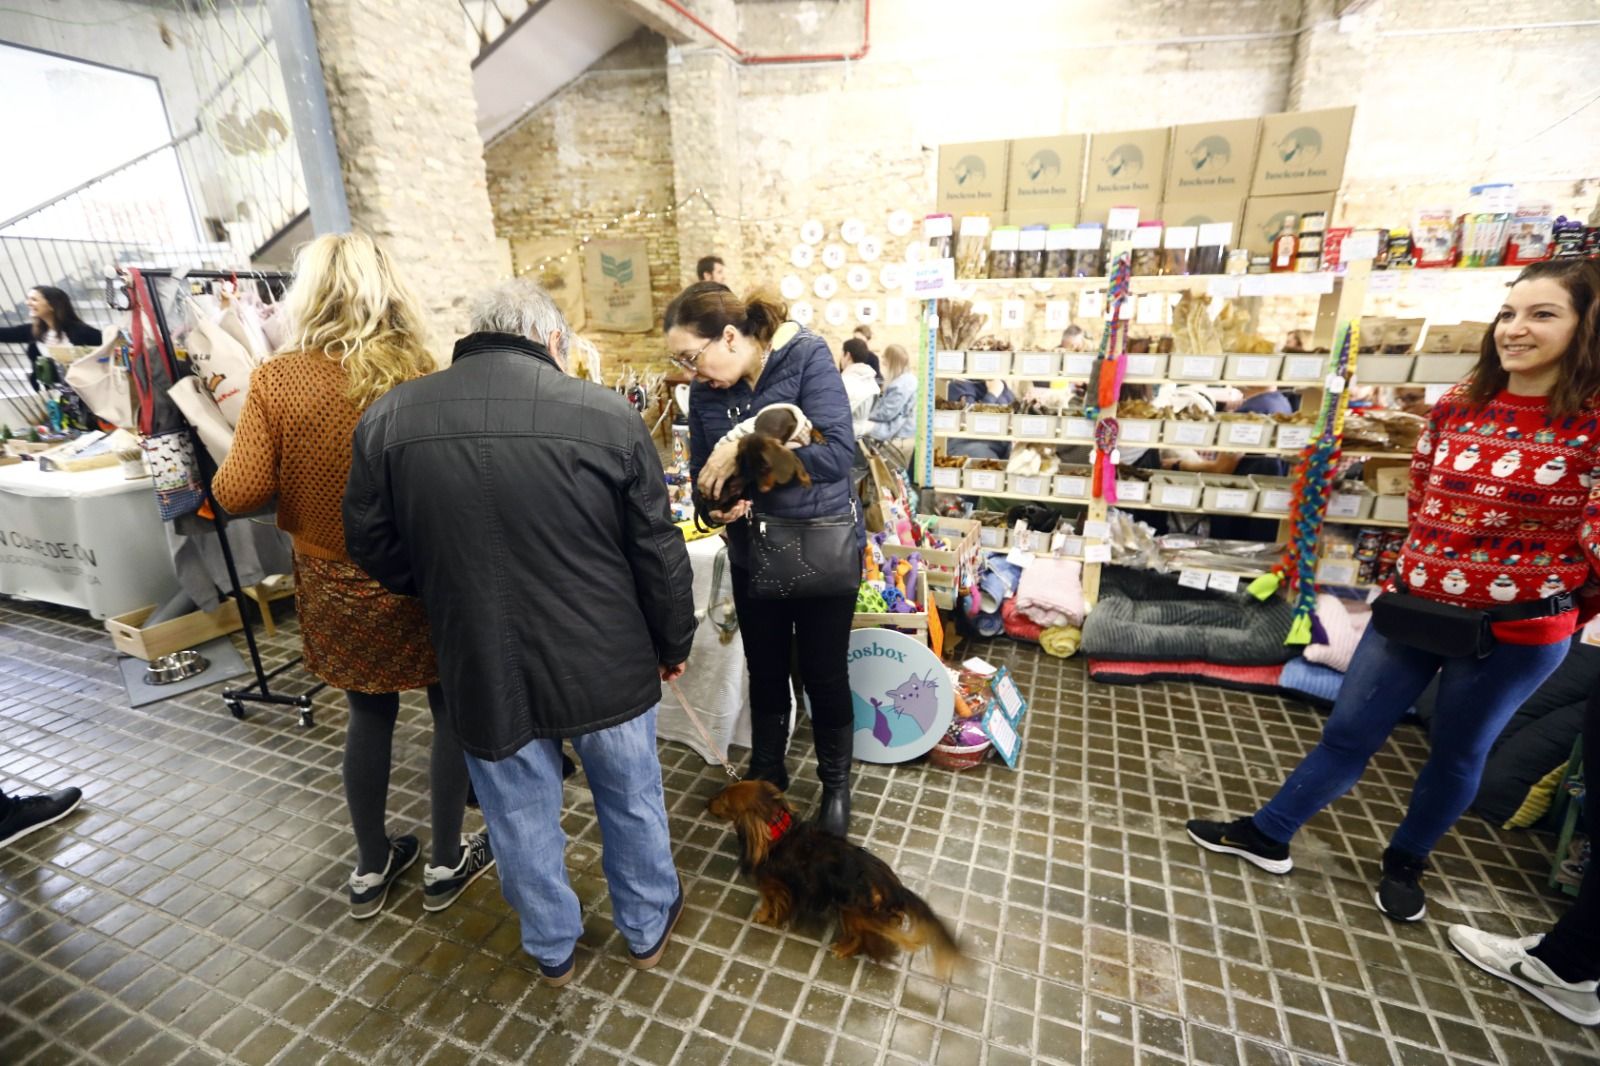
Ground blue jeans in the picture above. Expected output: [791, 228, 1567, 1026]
[464, 708, 679, 968]
[1255, 627, 1569, 857]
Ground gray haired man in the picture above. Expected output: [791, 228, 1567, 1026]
[344, 278, 696, 987]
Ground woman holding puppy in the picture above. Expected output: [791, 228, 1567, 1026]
[665, 284, 864, 837]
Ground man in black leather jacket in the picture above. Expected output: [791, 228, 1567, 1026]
[344, 279, 695, 987]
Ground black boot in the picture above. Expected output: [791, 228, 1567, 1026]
[813, 724, 854, 837]
[745, 711, 791, 791]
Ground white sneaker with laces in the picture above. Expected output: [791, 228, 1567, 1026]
[1447, 925, 1600, 1026]
[421, 832, 494, 912]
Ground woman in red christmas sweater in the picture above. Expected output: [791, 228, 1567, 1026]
[1189, 258, 1600, 924]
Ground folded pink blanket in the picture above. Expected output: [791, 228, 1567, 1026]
[1015, 557, 1085, 629]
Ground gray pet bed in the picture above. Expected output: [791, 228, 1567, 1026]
[1082, 567, 1300, 666]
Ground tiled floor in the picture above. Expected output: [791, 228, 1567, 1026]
[2, 597, 1597, 1066]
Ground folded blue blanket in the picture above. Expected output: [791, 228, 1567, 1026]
[1279, 657, 1344, 706]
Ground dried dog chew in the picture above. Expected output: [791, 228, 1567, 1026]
[932, 453, 968, 468]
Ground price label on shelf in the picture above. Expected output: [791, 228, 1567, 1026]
[1083, 544, 1112, 564]
[1180, 356, 1217, 378]
[1343, 231, 1381, 263]
[1045, 300, 1072, 330]
[1005, 547, 1034, 568]
[1082, 519, 1110, 540]
[1197, 222, 1233, 247]
[1233, 356, 1272, 380]
[1216, 489, 1251, 511]
[1225, 423, 1266, 446]
[1208, 571, 1241, 593]
[923, 214, 953, 239]
[1325, 374, 1347, 393]
[1277, 426, 1313, 450]
[1015, 416, 1051, 439]
[972, 414, 1007, 435]
[1178, 568, 1210, 590]
[1107, 207, 1140, 231]
[1160, 486, 1199, 509]
[1001, 299, 1026, 329]
[1079, 291, 1105, 319]
[1173, 424, 1210, 445]
[970, 470, 1000, 491]
[1136, 293, 1166, 324]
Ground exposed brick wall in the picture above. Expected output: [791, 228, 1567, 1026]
[484, 30, 680, 376]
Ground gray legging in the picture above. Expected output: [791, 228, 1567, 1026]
[344, 684, 470, 874]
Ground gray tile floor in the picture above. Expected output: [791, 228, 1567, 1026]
[2, 596, 1597, 1065]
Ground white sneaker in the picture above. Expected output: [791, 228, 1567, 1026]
[421, 832, 494, 912]
[1447, 925, 1600, 1026]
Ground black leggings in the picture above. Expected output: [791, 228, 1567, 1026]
[1530, 684, 1600, 981]
[344, 684, 470, 874]
[729, 565, 855, 731]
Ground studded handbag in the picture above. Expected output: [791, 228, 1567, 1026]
[746, 502, 860, 600]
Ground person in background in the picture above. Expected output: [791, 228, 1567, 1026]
[1186, 258, 1600, 925]
[1176, 384, 1293, 541]
[839, 337, 882, 439]
[697, 255, 726, 284]
[1058, 325, 1090, 351]
[215, 233, 487, 920]
[346, 278, 695, 987]
[946, 377, 1015, 461]
[866, 343, 918, 456]
[1447, 682, 1600, 1026]
[666, 285, 862, 837]
[0, 781, 82, 849]
[852, 324, 873, 345]
[1, 285, 102, 389]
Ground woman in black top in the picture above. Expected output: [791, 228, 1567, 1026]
[1, 286, 102, 389]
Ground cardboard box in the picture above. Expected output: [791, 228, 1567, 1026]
[1006, 135, 1085, 226]
[937, 141, 1010, 215]
[1081, 127, 1170, 220]
[1167, 118, 1261, 201]
[1159, 195, 1245, 238]
[1240, 192, 1337, 257]
[1363, 459, 1411, 497]
[1252, 107, 1355, 196]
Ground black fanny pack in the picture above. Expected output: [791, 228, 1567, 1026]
[1371, 586, 1574, 659]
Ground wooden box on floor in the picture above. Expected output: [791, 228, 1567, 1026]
[106, 601, 243, 661]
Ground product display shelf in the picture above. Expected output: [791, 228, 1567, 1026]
[931, 429, 1408, 462]
[927, 485, 1407, 530]
[952, 265, 1525, 294]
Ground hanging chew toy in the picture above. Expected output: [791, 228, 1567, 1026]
[1086, 248, 1133, 501]
[1246, 319, 1361, 644]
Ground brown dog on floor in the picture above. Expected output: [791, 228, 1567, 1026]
[703, 407, 821, 514]
[707, 780, 961, 977]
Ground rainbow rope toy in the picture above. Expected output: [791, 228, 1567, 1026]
[1247, 319, 1361, 644]
[1086, 250, 1133, 501]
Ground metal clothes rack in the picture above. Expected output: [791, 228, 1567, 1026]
[130, 266, 325, 727]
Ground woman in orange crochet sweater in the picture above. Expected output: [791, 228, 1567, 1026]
[214, 234, 490, 919]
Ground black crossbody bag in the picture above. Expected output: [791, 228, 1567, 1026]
[1371, 585, 1575, 659]
[747, 502, 860, 600]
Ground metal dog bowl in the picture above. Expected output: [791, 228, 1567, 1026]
[144, 650, 209, 686]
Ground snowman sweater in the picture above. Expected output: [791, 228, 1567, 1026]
[1393, 388, 1600, 644]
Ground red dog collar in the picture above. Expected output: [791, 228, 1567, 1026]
[768, 809, 793, 842]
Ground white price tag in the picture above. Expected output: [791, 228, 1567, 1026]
[1325, 374, 1347, 393]
[1181, 356, 1216, 378]
[1107, 207, 1140, 231]
[1045, 300, 1072, 330]
[1328, 493, 1361, 518]
[1117, 479, 1148, 502]
[923, 214, 954, 239]
[1063, 417, 1095, 440]
[1055, 476, 1089, 499]
[1282, 355, 1323, 380]
[1174, 423, 1210, 445]
[1178, 568, 1210, 590]
[1226, 422, 1266, 445]
[1234, 356, 1271, 379]
[1050, 531, 1067, 554]
[1063, 354, 1096, 377]
[959, 216, 992, 237]
[1001, 299, 1026, 329]
[971, 470, 1000, 490]
[1343, 232, 1381, 263]
[1197, 222, 1233, 246]
[1164, 226, 1198, 250]
[935, 350, 965, 372]
[1136, 293, 1166, 324]
[1131, 226, 1162, 249]
[1082, 520, 1110, 540]
[972, 414, 1006, 435]
[1014, 417, 1050, 439]
[1005, 548, 1034, 568]
[1368, 272, 1400, 293]
[1117, 299, 1132, 321]
[1216, 489, 1251, 511]
[1261, 489, 1292, 512]
[1079, 291, 1105, 319]
[1208, 571, 1241, 593]
[1017, 353, 1055, 376]
[1012, 475, 1045, 496]
[1161, 486, 1199, 508]
[1083, 544, 1112, 564]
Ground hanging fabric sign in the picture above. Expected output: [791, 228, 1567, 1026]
[583, 239, 653, 332]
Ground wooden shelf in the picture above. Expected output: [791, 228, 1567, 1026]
[947, 266, 1522, 295]
[932, 429, 1408, 462]
[926, 485, 1406, 529]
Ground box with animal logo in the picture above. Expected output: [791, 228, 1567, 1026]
[1167, 119, 1261, 201]
[1239, 192, 1337, 257]
[1159, 196, 1245, 241]
[937, 141, 1010, 215]
[1252, 107, 1355, 196]
[1081, 127, 1170, 220]
[1005, 135, 1086, 225]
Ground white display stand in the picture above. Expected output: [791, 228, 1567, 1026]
[0, 463, 179, 619]
[657, 534, 754, 764]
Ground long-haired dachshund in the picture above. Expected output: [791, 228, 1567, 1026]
[707, 780, 961, 977]
[704, 407, 820, 514]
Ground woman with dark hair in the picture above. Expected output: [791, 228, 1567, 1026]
[1, 286, 102, 389]
[1187, 259, 1600, 925]
[664, 285, 862, 836]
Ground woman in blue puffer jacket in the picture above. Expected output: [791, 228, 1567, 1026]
[666, 283, 862, 837]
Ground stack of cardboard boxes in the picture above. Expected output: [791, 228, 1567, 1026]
[936, 107, 1355, 261]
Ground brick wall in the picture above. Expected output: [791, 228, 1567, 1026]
[484, 30, 679, 375]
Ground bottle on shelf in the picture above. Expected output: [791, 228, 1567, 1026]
[1295, 212, 1325, 273]
[1270, 218, 1298, 272]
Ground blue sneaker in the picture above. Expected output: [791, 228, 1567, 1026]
[540, 948, 577, 988]
[628, 879, 685, 970]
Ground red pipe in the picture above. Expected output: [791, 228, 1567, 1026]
[657, 0, 870, 65]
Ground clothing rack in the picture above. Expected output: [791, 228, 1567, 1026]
[129, 266, 325, 728]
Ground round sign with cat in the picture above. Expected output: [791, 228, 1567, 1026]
[847, 628, 954, 763]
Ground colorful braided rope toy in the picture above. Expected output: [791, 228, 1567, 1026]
[1246, 319, 1361, 644]
[1087, 250, 1132, 502]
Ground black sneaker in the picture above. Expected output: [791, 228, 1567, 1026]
[1375, 846, 1427, 922]
[0, 787, 83, 848]
[348, 835, 419, 919]
[1186, 815, 1293, 875]
[422, 832, 494, 912]
[628, 878, 685, 970]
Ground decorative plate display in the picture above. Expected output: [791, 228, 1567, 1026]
[790, 243, 815, 269]
[800, 219, 825, 245]
[855, 300, 879, 324]
[857, 236, 883, 262]
[848, 629, 954, 763]
[821, 244, 847, 270]
[813, 274, 839, 299]
[887, 209, 914, 236]
[878, 263, 905, 291]
[791, 300, 814, 325]
[846, 265, 871, 292]
[779, 274, 805, 300]
[840, 218, 866, 244]
[824, 299, 849, 326]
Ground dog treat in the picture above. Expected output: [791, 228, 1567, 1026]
[932, 453, 968, 468]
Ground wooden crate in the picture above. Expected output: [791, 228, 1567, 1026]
[883, 517, 980, 610]
[853, 572, 934, 648]
[106, 600, 243, 661]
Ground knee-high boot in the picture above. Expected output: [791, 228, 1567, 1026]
[813, 723, 854, 837]
[745, 709, 791, 792]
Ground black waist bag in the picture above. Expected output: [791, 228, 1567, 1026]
[747, 506, 860, 600]
[1370, 591, 1494, 659]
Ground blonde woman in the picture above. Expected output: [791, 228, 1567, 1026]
[865, 342, 918, 457]
[214, 233, 490, 919]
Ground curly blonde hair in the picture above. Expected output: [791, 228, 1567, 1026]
[280, 232, 435, 409]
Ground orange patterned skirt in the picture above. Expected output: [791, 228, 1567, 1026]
[293, 553, 439, 694]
